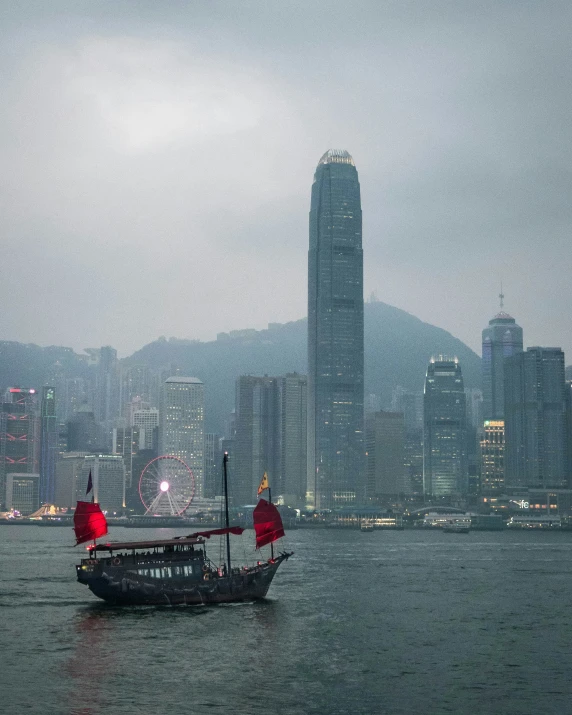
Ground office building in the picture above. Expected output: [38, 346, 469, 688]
[204, 433, 222, 498]
[307, 149, 364, 510]
[277, 374, 307, 506]
[5, 473, 40, 515]
[160, 377, 205, 498]
[365, 411, 408, 498]
[132, 407, 159, 450]
[480, 420, 505, 493]
[504, 347, 568, 488]
[55, 452, 87, 508]
[39, 386, 57, 505]
[482, 310, 523, 421]
[423, 358, 468, 497]
[76, 455, 126, 512]
[0, 388, 40, 509]
[234, 376, 280, 505]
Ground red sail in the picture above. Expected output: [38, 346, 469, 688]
[74, 501, 108, 546]
[188, 527, 245, 539]
[253, 499, 285, 549]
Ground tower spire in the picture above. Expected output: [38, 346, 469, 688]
[499, 280, 504, 310]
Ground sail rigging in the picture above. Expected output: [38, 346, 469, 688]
[74, 501, 108, 546]
[253, 499, 285, 549]
[187, 526, 244, 540]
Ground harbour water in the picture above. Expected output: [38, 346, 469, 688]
[2, 526, 572, 714]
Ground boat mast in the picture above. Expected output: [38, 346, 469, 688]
[223, 452, 232, 575]
[268, 484, 274, 560]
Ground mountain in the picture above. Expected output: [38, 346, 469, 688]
[127, 301, 482, 432]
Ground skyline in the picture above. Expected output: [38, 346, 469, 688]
[1, 2, 571, 357]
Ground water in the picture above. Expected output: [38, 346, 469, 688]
[2, 526, 572, 714]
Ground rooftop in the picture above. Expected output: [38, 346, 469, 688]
[165, 377, 203, 384]
[317, 149, 355, 167]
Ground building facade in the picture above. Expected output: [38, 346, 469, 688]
[482, 311, 523, 421]
[480, 420, 505, 493]
[423, 358, 468, 497]
[365, 411, 408, 498]
[504, 347, 568, 489]
[307, 149, 364, 510]
[5, 473, 40, 514]
[0, 388, 40, 509]
[39, 386, 57, 505]
[76, 455, 126, 512]
[160, 377, 205, 498]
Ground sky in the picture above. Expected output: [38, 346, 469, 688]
[1, 1, 571, 358]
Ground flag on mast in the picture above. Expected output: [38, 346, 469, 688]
[86, 470, 93, 496]
[257, 472, 269, 496]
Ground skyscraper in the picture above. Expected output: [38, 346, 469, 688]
[365, 411, 408, 498]
[160, 377, 205, 498]
[482, 310, 523, 421]
[307, 149, 364, 510]
[423, 358, 468, 497]
[504, 347, 568, 488]
[39, 386, 57, 505]
[234, 376, 280, 505]
[0, 388, 40, 509]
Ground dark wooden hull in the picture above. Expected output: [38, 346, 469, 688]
[77, 554, 291, 606]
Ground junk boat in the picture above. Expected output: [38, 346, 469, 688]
[74, 455, 292, 605]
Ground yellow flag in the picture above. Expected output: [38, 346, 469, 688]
[257, 472, 269, 496]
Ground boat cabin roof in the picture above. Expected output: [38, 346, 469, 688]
[89, 536, 204, 552]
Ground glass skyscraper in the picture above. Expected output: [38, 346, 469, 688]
[504, 347, 568, 488]
[307, 149, 364, 510]
[482, 311, 523, 421]
[423, 357, 468, 497]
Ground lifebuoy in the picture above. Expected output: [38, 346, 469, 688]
[203, 572, 211, 581]
[112, 557, 121, 566]
[201, 564, 209, 572]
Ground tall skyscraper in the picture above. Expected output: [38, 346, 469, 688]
[307, 149, 364, 510]
[39, 386, 57, 505]
[423, 358, 468, 497]
[160, 377, 205, 498]
[482, 309, 523, 421]
[480, 420, 505, 493]
[0, 388, 40, 509]
[365, 411, 409, 498]
[504, 347, 568, 488]
[234, 376, 280, 505]
[277, 373, 307, 506]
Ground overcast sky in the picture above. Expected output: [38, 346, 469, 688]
[1, 1, 571, 358]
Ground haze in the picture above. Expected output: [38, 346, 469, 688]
[1, 1, 571, 357]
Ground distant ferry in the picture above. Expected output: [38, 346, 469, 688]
[442, 520, 471, 534]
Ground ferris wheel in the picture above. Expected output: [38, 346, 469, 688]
[138, 455, 195, 516]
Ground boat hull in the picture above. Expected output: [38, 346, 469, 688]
[77, 554, 291, 606]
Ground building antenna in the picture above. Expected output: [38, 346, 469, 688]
[499, 280, 504, 310]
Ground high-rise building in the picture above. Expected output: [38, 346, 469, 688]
[504, 347, 568, 489]
[76, 455, 126, 512]
[39, 386, 57, 505]
[55, 452, 87, 507]
[480, 420, 505, 493]
[112, 426, 141, 488]
[0, 388, 40, 509]
[132, 407, 159, 450]
[66, 405, 100, 453]
[204, 433, 222, 498]
[5, 473, 40, 514]
[365, 411, 409, 498]
[160, 377, 205, 498]
[423, 358, 468, 497]
[277, 374, 307, 506]
[234, 376, 280, 505]
[482, 310, 523, 421]
[307, 149, 364, 510]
